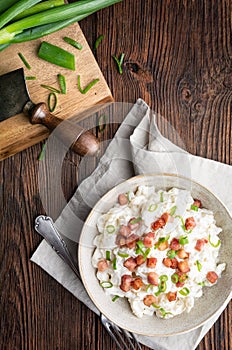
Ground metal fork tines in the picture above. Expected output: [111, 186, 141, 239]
[101, 314, 142, 350]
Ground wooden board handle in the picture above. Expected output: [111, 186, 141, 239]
[26, 102, 100, 157]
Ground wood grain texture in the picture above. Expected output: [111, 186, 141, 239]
[0, 0, 231, 350]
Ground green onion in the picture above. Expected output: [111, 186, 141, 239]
[112, 257, 117, 270]
[48, 92, 57, 112]
[155, 276, 167, 296]
[106, 225, 115, 234]
[112, 53, 124, 74]
[179, 236, 189, 245]
[77, 75, 99, 94]
[100, 281, 113, 288]
[208, 234, 220, 248]
[175, 215, 192, 233]
[18, 52, 31, 69]
[171, 273, 179, 284]
[154, 234, 170, 249]
[117, 251, 129, 258]
[0, 1, 18, 14]
[144, 248, 151, 258]
[179, 274, 188, 283]
[159, 307, 173, 317]
[0, 0, 41, 30]
[136, 240, 145, 255]
[148, 203, 158, 212]
[198, 282, 205, 286]
[160, 275, 168, 282]
[0, 1, 122, 45]
[126, 191, 133, 202]
[106, 250, 111, 261]
[160, 191, 164, 202]
[196, 260, 202, 272]
[146, 284, 152, 292]
[41, 84, 61, 94]
[94, 34, 104, 50]
[167, 249, 177, 259]
[191, 204, 199, 211]
[57, 73, 66, 94]
[152, 303, 160, 309]
[38, 143, 46, 161]
[179, 287, 190, 296]
[112, 295, 119, 302]
[38, 41, 75, 70]
[130, 217, 142, 225]
[169, 205, 177, 216]
[97, 114, 106, 133]
[13, 0, 65, 21]
[26, 76, 36, 80]
[63, 36, 83, 50]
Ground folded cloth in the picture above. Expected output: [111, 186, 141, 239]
[31, 98, 232, 350]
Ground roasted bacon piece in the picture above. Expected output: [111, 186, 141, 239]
[143, 232, 155, 248]
[151, 212, 169, 231]
[178, 260, 190, 273]
[143, 294, 158, 307]
[163, 257, 178, 269]
[206, 271, 218, 284]
[131, 277, 143, 290]
[193, 199, 202, 208]
[135, 254, 146, 266]
[147, 272, 159, 286]
[97, 259, 109, 272]
[170, 238, 181, 251]
[118, 193, 128, 205]
[177, 248, 189, 259]
[120, 275, 132, 292]
[146, 257, 157, 268]
[166, 291, 177, 302]
[185, 217, 196, 231]
[123, 257, 137, 271]
[119, 225, 131, 237]
[195, 238, 208, 251]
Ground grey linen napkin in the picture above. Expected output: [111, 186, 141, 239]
[31, 98, 232, 350]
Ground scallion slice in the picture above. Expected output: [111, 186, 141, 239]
[112, 295, 119, 302]
[38, 41, 75, 70]
[198, 282, 205, 286]
[129, 217, 142, 225]
[160, 191, 164, 202]
[106, 250, 111, 261]
[112, 257, 117, 270]
[191, 204, 199, 211]
[38, 143, 46, 161]
[63, 36, 83, 50]
[26, 76, 36, 80]
[179, 236, 189, 245]
[167, 249, 177, 259]
[94, 34, 104, 50]
[41, 84, 61, 93]
[117, 251, 129, 258]
[179, 287, 190, 296]
[57, 73, 66, 94]
[148, 203, 158, 212]
[208, 234, 220, 248]
[48, 92, 57, 112]
[77, 74, 99, 94]
[152, 303, 160, 309]
[106, 225, 115, 234]
[171, 273, 179, 284]
[159, 307, 173, 317]
[112, 53, 124, 74]
[169, 205, 177, 216]
[196, 260, 202, 272]
[100, 281, 113, 288]
[97, 114, 106, 133]
[18, 52, 31, 69]
[144, 248, 151, 258]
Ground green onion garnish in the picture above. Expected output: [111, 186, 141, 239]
[160, 191, 164, 202]
[41, 84, 61, 93]
[112, 295, 119, 302]
[129, 217, 142, 225]
[154, 234, 170, 249]
[117, 251, 129, 258]
[144, 248, 151, 258]
[94, 34, 104, 50]
[136, 240, 145, 255]
[106, 225, 115, 234]
[160, 275, 168, 282]
[167, 249, 177, 259]
[48, 92, 57, 112]
[26, 76, 36, 80]
[77, 74, 99, 94]
[196, 260, 202, 272]
[179, 236, 189, 245]
[112, 53, 125, 74]
[18, 52, 31, 69]
[57, 73, 66, 94]
[146, 284, 152, 292]
[179, 287, 190, 296]
[38, 41, 75, 70]
[155, 277, 167, 296]
[63, 36, 83, 50]
[169, 206, 177, 216]
[208, 234, 220, 248]
[100, 281, 113, 288]
[106, 250, 111, 261]
[191, 204, 199, 211]
[38, 143, 46, 161]
[179, 274, 188, 283]
[171, 273, 179, 284]
[198, 282, 205, 286]
[175, 215, 192, 233]
[97, 114, 106, 133]
[159, 307, 173, 317]
[112, 257, 117, 270]
[152, 303, 160, 309]
[148, 203, 158, 212]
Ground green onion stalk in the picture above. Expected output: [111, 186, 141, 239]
[0, 0, 122, 45]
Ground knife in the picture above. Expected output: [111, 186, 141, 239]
[0, 68, 100, 156]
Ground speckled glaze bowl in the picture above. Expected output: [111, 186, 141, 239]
[78, 174, 232, 336]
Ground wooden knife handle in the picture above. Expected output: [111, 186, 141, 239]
[27, 102, 100, 157]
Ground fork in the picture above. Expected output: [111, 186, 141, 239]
[34, 215, 142, 350]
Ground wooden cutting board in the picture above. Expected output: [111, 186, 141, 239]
[0, 22, 113, 161]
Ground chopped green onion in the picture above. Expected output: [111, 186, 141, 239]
[117, 251, 129, 258]
[112, 53, 124, 74]
[106, 250, 111, 261]
[167, 249, 177, 259]
[112, 257, 117, 270]
[112, 295, 119, 302]
[155, 276, 167, 296]
[196, 260, 202, 272]
[146, 284, 152, 292]
[179, 273, 188, 283]
[175, 215, 192, 233]
[97, 114, 107, 133]
[160, 191, 164, 202]
[179, 236, 189, 245]
[100, 281, 113, 288]
[77, 74, 99, 94]
[48, 92, 57, 112]
[41, 84, 61, 93]
[126, 191, 133, 202]
[18, 52, 31, 69]
[26, 76, 36, 80]
[171, 273, 179, 284]
[159, 307, 173, 317]
[38, 143, 46, 160]
[179, 287, 190, 296]
[63, 36, 83, 50]
[169, 206, 177, 216]
[191, 204, 199, 211]
[106, 225, 115, 234]
[136, 240, 145, 255]
[198, 282, 205, 286]
[160, 275, 168, 282]
[152, 303, 160, 309]
[57, 73, 66, 94]
[94, 34, 104, 50]
[38, 41, 75, 70]
[148, 204, 158, 212]
[144, 248, 151, 258]
[154, 234, 170, 249]
[208, 234, 221, 248]
[129, 217, 142, 225]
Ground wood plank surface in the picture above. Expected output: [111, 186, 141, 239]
[0, 1, 231, 350]
[0, 22, 113, 160]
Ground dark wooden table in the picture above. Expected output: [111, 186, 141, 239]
[0, 1, 231, 349]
